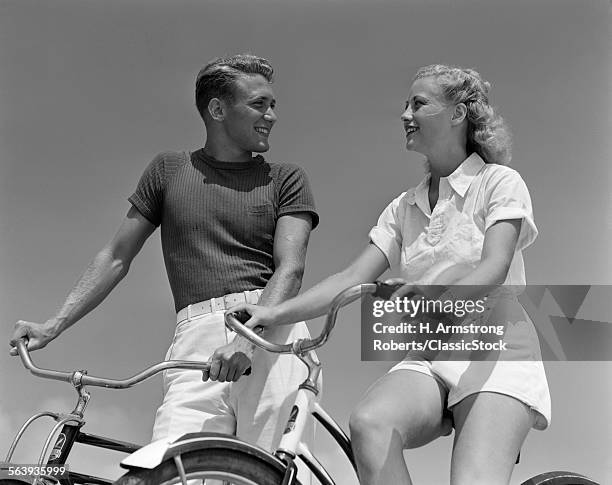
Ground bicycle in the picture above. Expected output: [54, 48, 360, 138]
[4, 283, 602, 485]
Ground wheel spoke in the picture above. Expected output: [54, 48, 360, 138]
[172, 455, 188, 485]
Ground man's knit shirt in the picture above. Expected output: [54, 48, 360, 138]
[129, 149, 318, 312]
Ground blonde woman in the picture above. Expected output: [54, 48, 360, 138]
[229, 64, 550, 485]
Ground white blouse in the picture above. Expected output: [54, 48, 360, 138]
[369, 153, 537, 286]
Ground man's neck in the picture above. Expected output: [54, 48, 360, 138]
[203, 140, 253, 163]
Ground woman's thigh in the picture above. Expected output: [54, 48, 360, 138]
[451, 392, 535, 485]
[352, 369, 451, 448]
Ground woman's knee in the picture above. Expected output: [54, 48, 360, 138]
[349, 399, 408, 447]
[349, 402, 380, 440]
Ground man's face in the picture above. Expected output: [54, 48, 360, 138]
[222, 74, 277, 154]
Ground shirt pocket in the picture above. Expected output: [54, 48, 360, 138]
[246, 204, 276, 250]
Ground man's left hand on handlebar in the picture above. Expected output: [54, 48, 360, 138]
[203, 339, 254, 383]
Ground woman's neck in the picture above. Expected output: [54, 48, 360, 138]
[427, 145, 468, 186]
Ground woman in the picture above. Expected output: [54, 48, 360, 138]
[229, 64, 550, 485]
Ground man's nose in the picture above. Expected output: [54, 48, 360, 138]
[401, 107, 413, 121]
[264, 107, 277, 122]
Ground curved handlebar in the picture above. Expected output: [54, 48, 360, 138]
[14, 339, 211, 389]
[15, 282, 400, 386]
[225, 282, 387, 355]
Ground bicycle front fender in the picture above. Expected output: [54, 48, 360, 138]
[120, 432, 286, 472]
[119, 438, 170, 469]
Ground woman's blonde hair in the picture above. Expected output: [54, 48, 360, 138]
[414, 64, 512, 165]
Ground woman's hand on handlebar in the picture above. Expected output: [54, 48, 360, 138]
[225, 303, 280, 330]
[382, 278, 421, 301]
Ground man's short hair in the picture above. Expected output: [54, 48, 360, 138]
[195, 54, 274, 120]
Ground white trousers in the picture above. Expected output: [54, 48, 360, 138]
[151, 303, 317, 481]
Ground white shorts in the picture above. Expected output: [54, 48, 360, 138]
[389, 301, 551, 430]
[151, 298, 317, 454]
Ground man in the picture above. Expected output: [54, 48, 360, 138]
[10, 54, 318, 454]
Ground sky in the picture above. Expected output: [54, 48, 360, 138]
[1, 0, 611, 483]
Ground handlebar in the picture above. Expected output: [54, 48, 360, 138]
[14, 339, 212, 389]
[225, 281, 401, 355]
[15, 282, 401, 387]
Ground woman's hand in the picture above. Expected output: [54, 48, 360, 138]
[383, 277, 421, 301]
[225, 303, 281, 330]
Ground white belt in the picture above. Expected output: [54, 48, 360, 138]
[177, 290, 262, 324]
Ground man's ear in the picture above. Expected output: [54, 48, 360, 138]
[451, 103, 467, 125]
[208, 98, 225, 121]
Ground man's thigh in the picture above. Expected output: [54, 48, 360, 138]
[152, 311, 236, 442]
[231, 322, 316, 485]
[230, 321, 314, 450]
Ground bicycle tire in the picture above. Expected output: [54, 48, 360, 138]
[114, 448, 300, 485]
[521, 471, 600, 485]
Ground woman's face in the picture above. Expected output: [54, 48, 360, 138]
[401, 76, 454, 157]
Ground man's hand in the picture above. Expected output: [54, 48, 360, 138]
[10, 320, 58, 356]
[202, 339, 254, 383]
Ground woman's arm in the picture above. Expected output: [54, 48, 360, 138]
[389, 218, 522, 303]
[229, 243, 390, 328]
[453, 219, 521, 287]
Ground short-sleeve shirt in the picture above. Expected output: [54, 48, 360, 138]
[369, 153, 536, 286]
[129, 149, 318, 312]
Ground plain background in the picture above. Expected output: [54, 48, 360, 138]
[1, 1, 610, 483]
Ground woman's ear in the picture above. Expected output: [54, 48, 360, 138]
[451, 103, 467, 125]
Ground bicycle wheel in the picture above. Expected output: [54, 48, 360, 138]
[521, 471, 600, 485]
[115, 448, 299, 485]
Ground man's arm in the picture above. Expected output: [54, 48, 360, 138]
[204, 213, 312, 382]
[10, 206, 156, 354]
[257, 212, 312, 306]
